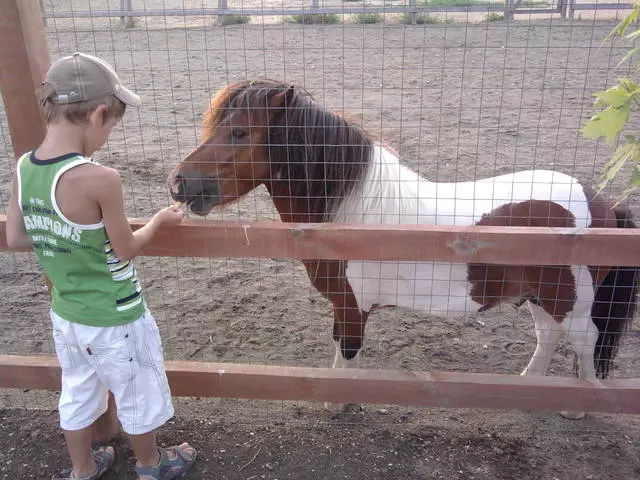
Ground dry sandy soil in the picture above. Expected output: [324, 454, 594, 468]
[1, 5, 640, 479]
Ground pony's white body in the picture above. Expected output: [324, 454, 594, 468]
[331, 145, 599, 406]
[334, 145, 594, 316]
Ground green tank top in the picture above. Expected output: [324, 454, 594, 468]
[17, 151, 146, 326]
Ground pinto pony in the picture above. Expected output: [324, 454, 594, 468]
[168, 79, 639, 416]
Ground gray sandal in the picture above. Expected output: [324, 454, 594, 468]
[52, 446, 115, 480]
[135, 444, 197, 480]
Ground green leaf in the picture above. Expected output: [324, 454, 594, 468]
[581, 104, 630, 144]
[619, 77, 640, 93]
[597, 141, 640, 194]
[625, 28, 640, 40]
[618, 46, 640, 66]
[607, 6, 639, 40]
[629, 162, 640, 187]
[593, 85, 632, 108]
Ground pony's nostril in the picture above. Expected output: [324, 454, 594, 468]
[168, 172, 184, 195]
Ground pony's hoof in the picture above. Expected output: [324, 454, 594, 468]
[324, 402, 362, 414]
[560, 410, 586, 420]
[324, 402, 346, 413]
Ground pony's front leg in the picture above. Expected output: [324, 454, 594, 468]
[324, 304, 369, 413]
[521, 303, 563, 377]
[560, 310, 599, 420]
[558, 268, 599, 420]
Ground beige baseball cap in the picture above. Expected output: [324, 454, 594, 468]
[43, 52, 141, 106]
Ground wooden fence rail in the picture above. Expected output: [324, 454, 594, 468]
[2, 355, 640, 413]
[2, 216, 640, 266]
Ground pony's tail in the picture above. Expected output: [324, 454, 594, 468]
[591, 207, 640, 379]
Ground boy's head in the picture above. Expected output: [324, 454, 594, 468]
[40, 52, 141, 125]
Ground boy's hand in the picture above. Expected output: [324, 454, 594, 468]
[155, 204, 184, 226]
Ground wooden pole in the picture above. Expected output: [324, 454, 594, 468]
[218, 0, 228, 26]
[0, 0, 52, 293]
[0, 0, 50, 158]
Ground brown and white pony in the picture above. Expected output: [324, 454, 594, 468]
[168, 79, 639, 417]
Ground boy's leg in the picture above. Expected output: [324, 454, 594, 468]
[52, 311, 114, 478]
[62, 427, 94, 476]
[91, 392, 121, 444]
[106, 312, 196, 475]
[62, 428, 115, 478]
[129, 430, 160, 466]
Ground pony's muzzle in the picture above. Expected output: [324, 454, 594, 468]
[168, 171, 185, 199]
[168, 170, 223, 216]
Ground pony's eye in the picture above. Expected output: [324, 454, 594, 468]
[231, 129, 248, 140]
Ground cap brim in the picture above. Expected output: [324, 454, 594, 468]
[115, 85, 142, 107]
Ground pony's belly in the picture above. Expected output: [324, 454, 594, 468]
[346, 260, 482, 315]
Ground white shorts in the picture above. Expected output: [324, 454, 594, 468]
[51, 310, 174, 435]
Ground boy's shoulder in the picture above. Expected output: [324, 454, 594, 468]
[61, 161, 123, 191]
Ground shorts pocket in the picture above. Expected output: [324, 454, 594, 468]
[140, 314, 166, 366]
[89, 337, 139, 386]
[52, 328, 78, 372]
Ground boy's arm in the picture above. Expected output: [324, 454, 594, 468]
[95, 168, 181, 261]
[6, 178, 32, 249]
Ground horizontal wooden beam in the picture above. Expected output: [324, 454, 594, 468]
[1, 216, 639, 266]
[1, 355, 639, 414]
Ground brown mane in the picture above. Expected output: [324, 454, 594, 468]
[201, 79, 374, 220]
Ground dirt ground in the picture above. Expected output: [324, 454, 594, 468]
[3, 406, 640, 479]
[1, 9, 640, 480]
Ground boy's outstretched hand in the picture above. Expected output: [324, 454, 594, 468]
[155, 203, 184, 226]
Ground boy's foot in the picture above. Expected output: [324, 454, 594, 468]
[135, 443, 196, 480]
[52, 446, 115, 480]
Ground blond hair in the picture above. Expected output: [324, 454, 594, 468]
[39, 83, 126, 125]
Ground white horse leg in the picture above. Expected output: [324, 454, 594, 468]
[560, 266, 599, 420]
[323, 300, 369, 414]
[557, 311, 598, 420]
[521, 302, 563, 377]
[324, 340, 360, 413]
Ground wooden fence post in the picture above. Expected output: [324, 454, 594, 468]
[0, 0, 50, 158]
[0, 0, 52, 294]
[218, 0, 228, 26]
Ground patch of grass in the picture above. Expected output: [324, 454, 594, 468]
[421, 0, 490, 5]
[353, 13, 383, 23]
[484, 12, 504, 21]
[286, 13, 340, 24]
[401, 12, 441, 24]
[420, 0, 549, 5]
[220, 14, 251, 25]
[519, 0, 551, 6]
[124, 16, 138, 28]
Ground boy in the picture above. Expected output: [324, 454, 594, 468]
[6, 52, 196, 480]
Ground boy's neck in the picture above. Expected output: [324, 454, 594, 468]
[35, 121, 91, 159]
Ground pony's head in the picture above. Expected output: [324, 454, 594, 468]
[167, 79, 295, 216]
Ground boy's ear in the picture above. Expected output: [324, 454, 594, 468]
[87, 104, 107, 126]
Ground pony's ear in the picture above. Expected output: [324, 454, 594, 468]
[268, 85, 295, 110]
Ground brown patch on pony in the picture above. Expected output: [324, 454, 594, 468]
[468, 200, 577, 321]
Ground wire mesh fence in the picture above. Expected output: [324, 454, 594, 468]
[1, 0, 640, 428]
